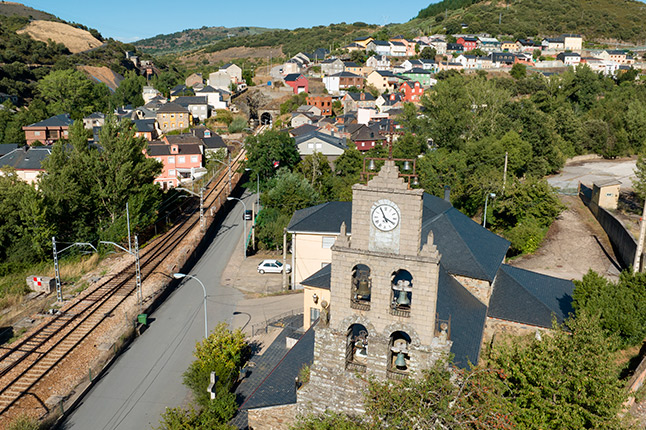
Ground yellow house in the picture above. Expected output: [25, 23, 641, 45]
[156, 102, 191, 134]
[500, 41, 517, 52]
[591, 179, 621, 210]
[352, 36, 374, 49]
[287, 202, 351, 329]
[366, 70, 400, 94]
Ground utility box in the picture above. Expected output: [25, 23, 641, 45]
[27, 276, 55, 294]
[592, 180, 621, 210]
[137, 314, 148, 325]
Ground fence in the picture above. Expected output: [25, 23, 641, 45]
[251, 309, 301, 337]
[579, 183, 636, 270]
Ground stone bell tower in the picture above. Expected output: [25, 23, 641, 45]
[297, 161, 451, 416]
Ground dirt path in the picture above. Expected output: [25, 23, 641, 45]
[508, 195, 621, 281]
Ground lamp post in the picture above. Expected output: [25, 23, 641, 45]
[233, 311, 252, 332]
[172, 273, 208, 339]
[227, 197, 247, 259]
[483, 192, 496, 229]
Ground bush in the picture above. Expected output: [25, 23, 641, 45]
[504, 217, 545, 255]
[228, 117, 247, 133]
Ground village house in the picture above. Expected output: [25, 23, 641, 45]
[342, 92, 376, 113]
[83, 112, 105, 130]
[352, 36, 374, 49]
[455, 54, 480, 69]
[0, 146, 51, 184]
[563, 34, 583, 51]
[185, 73, 204, 88]
[399, 81, 424, 103]
[366, 70, 400, 94]
[348, 123, 384, 152]
[307, 95, 333, 116]
[284, 73, 309, 94]
[195, 85, 229, 111]
[208, 71, 232, 91]
[366, 55, 391, 71]
[23, 114, 73, 146]
[156, 103, 190, 133]
[456, 36, 478, 51]
[399, 68, 435, 87]
[490, 52, 516, 67]
[389, 41, 407, 57]
[477, 37, 500, 52]
[191, 126, 228, 158]
[322, 72, 364, 94]
[321, 58, 345, 76]
[598, 50, 635, 65]
[557, 52, 582, 66]
[220, 63, 242, 83]
[500, 41, 517, 52]
[376, 93, 404, 112]
[132, 118, 159, 141]
[295, 130, 347, 163]
[366, 40, 392, 57]
[174, 96, 209, 122]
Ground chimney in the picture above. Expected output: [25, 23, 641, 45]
[444, 185, 451, 202]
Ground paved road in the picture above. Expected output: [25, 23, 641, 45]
[61, 192, 297, 430]
[547, 158, 637, 191]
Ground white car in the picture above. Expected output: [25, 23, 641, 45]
[257, 259, 291, 274]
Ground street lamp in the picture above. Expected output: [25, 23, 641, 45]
[233, 311, 251, 332]
[483, 192, 496, 229]
[227, 197, 248, 259]
[172, 273, 208, 339]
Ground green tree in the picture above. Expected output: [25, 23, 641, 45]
[419, 47, 437, 60]
[112, 70, 145, 108]
[488, 313, 626, 429]
[510, 63, 527, 80]
[37, 69, 110, 119]
[297, 152, 333, 198]
[634, 151, 646, 199]
[244, 130, 300, 182]
[183, 322, 249, 408]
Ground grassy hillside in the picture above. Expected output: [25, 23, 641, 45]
[399, 0, 646, 43]
[0, 2, 58, 21]
[134, 26, 275, 55]
[199, 22, 379, 57]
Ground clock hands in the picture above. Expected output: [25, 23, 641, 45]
[380, 207, 395, 226]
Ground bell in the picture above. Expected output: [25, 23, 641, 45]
[368, 159, 376, 170]
[395, 352, 407, 369]
[356, 278, 370, 298]
[412, 176, 419, 186]
[403, 160, 411, 171]
[397, 291, 410, 306]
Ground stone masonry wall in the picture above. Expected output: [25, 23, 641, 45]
[453, 275, 492, 306]
[247, 404, 297, 430]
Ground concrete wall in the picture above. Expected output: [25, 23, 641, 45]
[303, 285, 331, 331]
[580, 184, 636, 269]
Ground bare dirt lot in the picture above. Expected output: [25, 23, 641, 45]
[17, 20, 102, 54]
[182, 46, 284, 66]
[509, 195, 621, 282]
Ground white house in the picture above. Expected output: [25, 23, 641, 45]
[195, 85, 229, 110]
[208, 71, 232, 91]
[366, 55, 391, 71]
[366, 40, 392, 57]
[220, 63, 242, 83]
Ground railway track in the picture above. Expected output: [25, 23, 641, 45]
[0, 149, 246, 421]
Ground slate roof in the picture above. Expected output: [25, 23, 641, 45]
[86, 112, 105, 120]
[0, 146, 51, 170]
[157, 102, 189, 113]
[344, 92, 375, 101]
[329, 71, 362, 78]
[287, 201, 352, 234]
[351, 124, 384, 141]
[343, 61, 360, 68]
[284, 73, 305, 82]
[290, 124, 319, 137]
[132, 119, 156, 133]
[421, 196, 510, 282]
[164, 134, 203, 145]
[26, 114, 73, 128]
[488, 264, 574, 328]
[437, 265, 487, 368]
[240, 325, 315, 411]
[0, 143, 19, 157]
[173, 96, 208, 106]
[370, 40, 391, 46]
[300, 264, 332, 290]
[295, 131, 347, 151]
[147, 143, 201, 156]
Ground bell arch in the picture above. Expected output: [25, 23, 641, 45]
[351, 264, 371, 311]
[346, 323, 369, 372]
[390, 269, 413, 317]
[387, 331, 412, 380]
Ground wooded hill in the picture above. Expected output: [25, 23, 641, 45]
[148, 0, 646, 59]
[134, 26, 276, 55]
[401, 0, 646, 43]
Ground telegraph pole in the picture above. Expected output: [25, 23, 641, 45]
[634, 202, 646, 273]
[52, 237, 62, 302]
[502, 151, 508, 194]
[135, 235, 142, 307]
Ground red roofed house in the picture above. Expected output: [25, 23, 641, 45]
[456, 36, 478, 51]
[399, 81, 424, 103]
[284, 73, 309, 94]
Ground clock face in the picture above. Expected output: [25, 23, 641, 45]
[371, 203, 400, 232]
